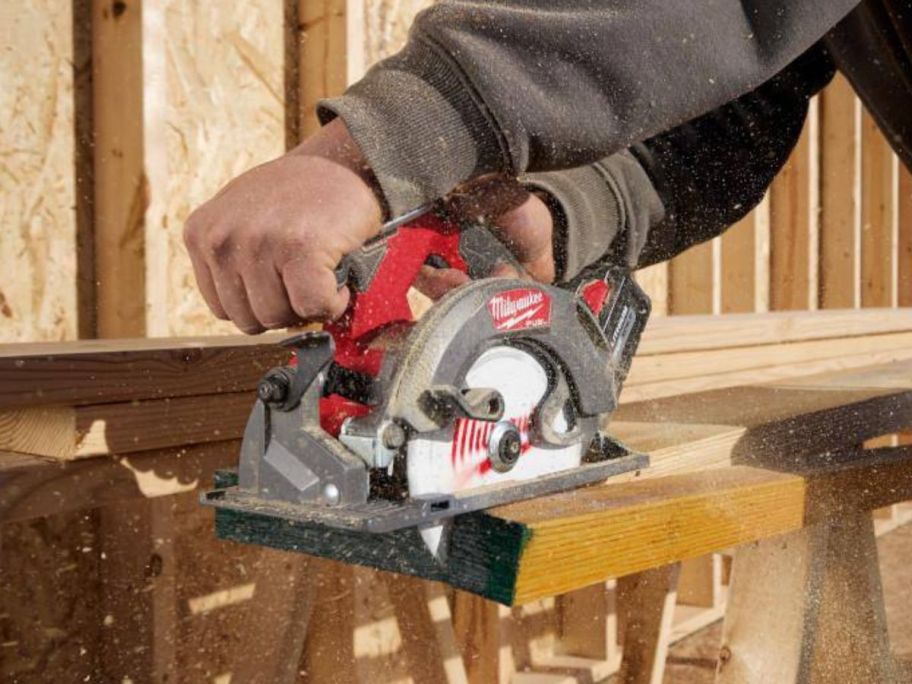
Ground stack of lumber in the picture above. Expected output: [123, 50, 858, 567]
[0, 334, 287, 460]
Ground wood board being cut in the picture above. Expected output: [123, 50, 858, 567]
[215, 358, 912, 605]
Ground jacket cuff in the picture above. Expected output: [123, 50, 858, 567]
[318, 38, 508, 217]
[523, 151, 664, 282]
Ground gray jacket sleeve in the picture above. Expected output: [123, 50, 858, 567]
[318, 0, 859, 216]
[522, 43, 836, 282]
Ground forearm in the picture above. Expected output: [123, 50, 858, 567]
[526, 43, 836, 280]
[319, 0, 858, 216]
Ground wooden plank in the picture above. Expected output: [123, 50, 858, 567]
[669, 241, 714, 315]
[557, 582, 619, 664]
[720, 214, 757, 314]
[616, 564, 680, 684]
[0, 334, 287, 409]
[861, 108, 896, 309]
[717, 513, 896, 683]
[99, 496, 177, 681]
[623, 344, 912, 404]
[769, 120, 814, 311]
[636, 307, 912, 356]
[676, 555, 722, 608]
[900, 166, 912, 306]
[0, 0, 79, 342]
[446, 446, 912, 604]
[92, 0, 146, 338]
[628, 330, 912, 386]
[298, 0, 348, 136]
[0, 392, 253, 459]
[819, 75, 859, 309]
[452, 591, 503, 684]
[635, 264, 668, 317]
[386, 577, 470, 684]
[0, 441, 239, 524]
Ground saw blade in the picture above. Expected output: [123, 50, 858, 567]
[406, 345, 584, 559]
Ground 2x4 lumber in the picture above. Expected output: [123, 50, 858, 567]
[0, 441, 239, 524]
[446, 446, 912, 604]
[0, 334, 288, 410]
[717, 513, 896, 683]
[900, 167, 912, 306]
[819, 74, 859, 309]
[0, 392, 253, 459]
[556, 582, 619, 663]
[770, 118, 815, 311]
[628, 329, 912, 386]
[298, 0, 348, 136]
[92, 0, 146, 337]
[622, 345, 912, 404]
[385, 577, 469, 684]
[861, 108, 896, 308]
[99, 496, 177, 681]
[451, 591, 503, 684]
[616, 564, 680, 684]
[720, 214, 757, 314]
[669, 240, 714, 315]
[635, 307, 912, 356]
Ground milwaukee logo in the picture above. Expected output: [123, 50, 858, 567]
[487, 288, 552, 332]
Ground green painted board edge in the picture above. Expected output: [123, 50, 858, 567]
[210, 470, 533, 605]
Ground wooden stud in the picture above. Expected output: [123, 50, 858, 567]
[386, 576, 470, 684]
[298, 0, 348, 136]
[669, 241, 714, 315]
[98, 496, 177, 682]
[299, 561, 359, 683]
[635, 264, 669, 317]
[899, 166, 912, 306]
[92, 0, 146, 338]
[676, 555, 723, 608]
[616, 564, 680, 684]
[819, 75, 860, 309]
[720, 214, 757, 314]
[452, 591, 503, 684]
[861, 108, 896, 309]
[769, 116, 814, 311]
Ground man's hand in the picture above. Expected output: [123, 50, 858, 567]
[415, 176, 556, 300]
[183, 119, 383, 333]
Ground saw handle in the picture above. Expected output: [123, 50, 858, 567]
[328, 211, 525, 351]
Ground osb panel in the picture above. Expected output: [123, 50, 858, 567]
[0, 1, 77, 342]
[146, 1, 284, 336]
[364, 0, 434, 65]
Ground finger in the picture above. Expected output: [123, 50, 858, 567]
[209, 263, 265, 334]
[187, 250, 229, 320]
[242, 261, 301, 329]
[414, 266, 470, 300]
[283, 258, 351, 321]
[489, 195, 556, 283]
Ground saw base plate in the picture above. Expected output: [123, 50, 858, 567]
[203, 450, 648, 534]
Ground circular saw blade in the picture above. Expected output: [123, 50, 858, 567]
[406, 345, 585, 559]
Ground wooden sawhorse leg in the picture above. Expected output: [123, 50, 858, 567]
[717, 511, 897, 683]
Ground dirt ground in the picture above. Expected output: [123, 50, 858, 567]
[618, 521, 912, 683]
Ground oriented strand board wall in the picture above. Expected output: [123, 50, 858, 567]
[145, 1, 285, 336]
[0, 0, 77, 342]
[364, 0, 432, 65]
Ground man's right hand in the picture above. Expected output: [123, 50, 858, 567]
[183, 119, 383, 333]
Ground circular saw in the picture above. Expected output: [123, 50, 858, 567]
[203, 209, 651, 561]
